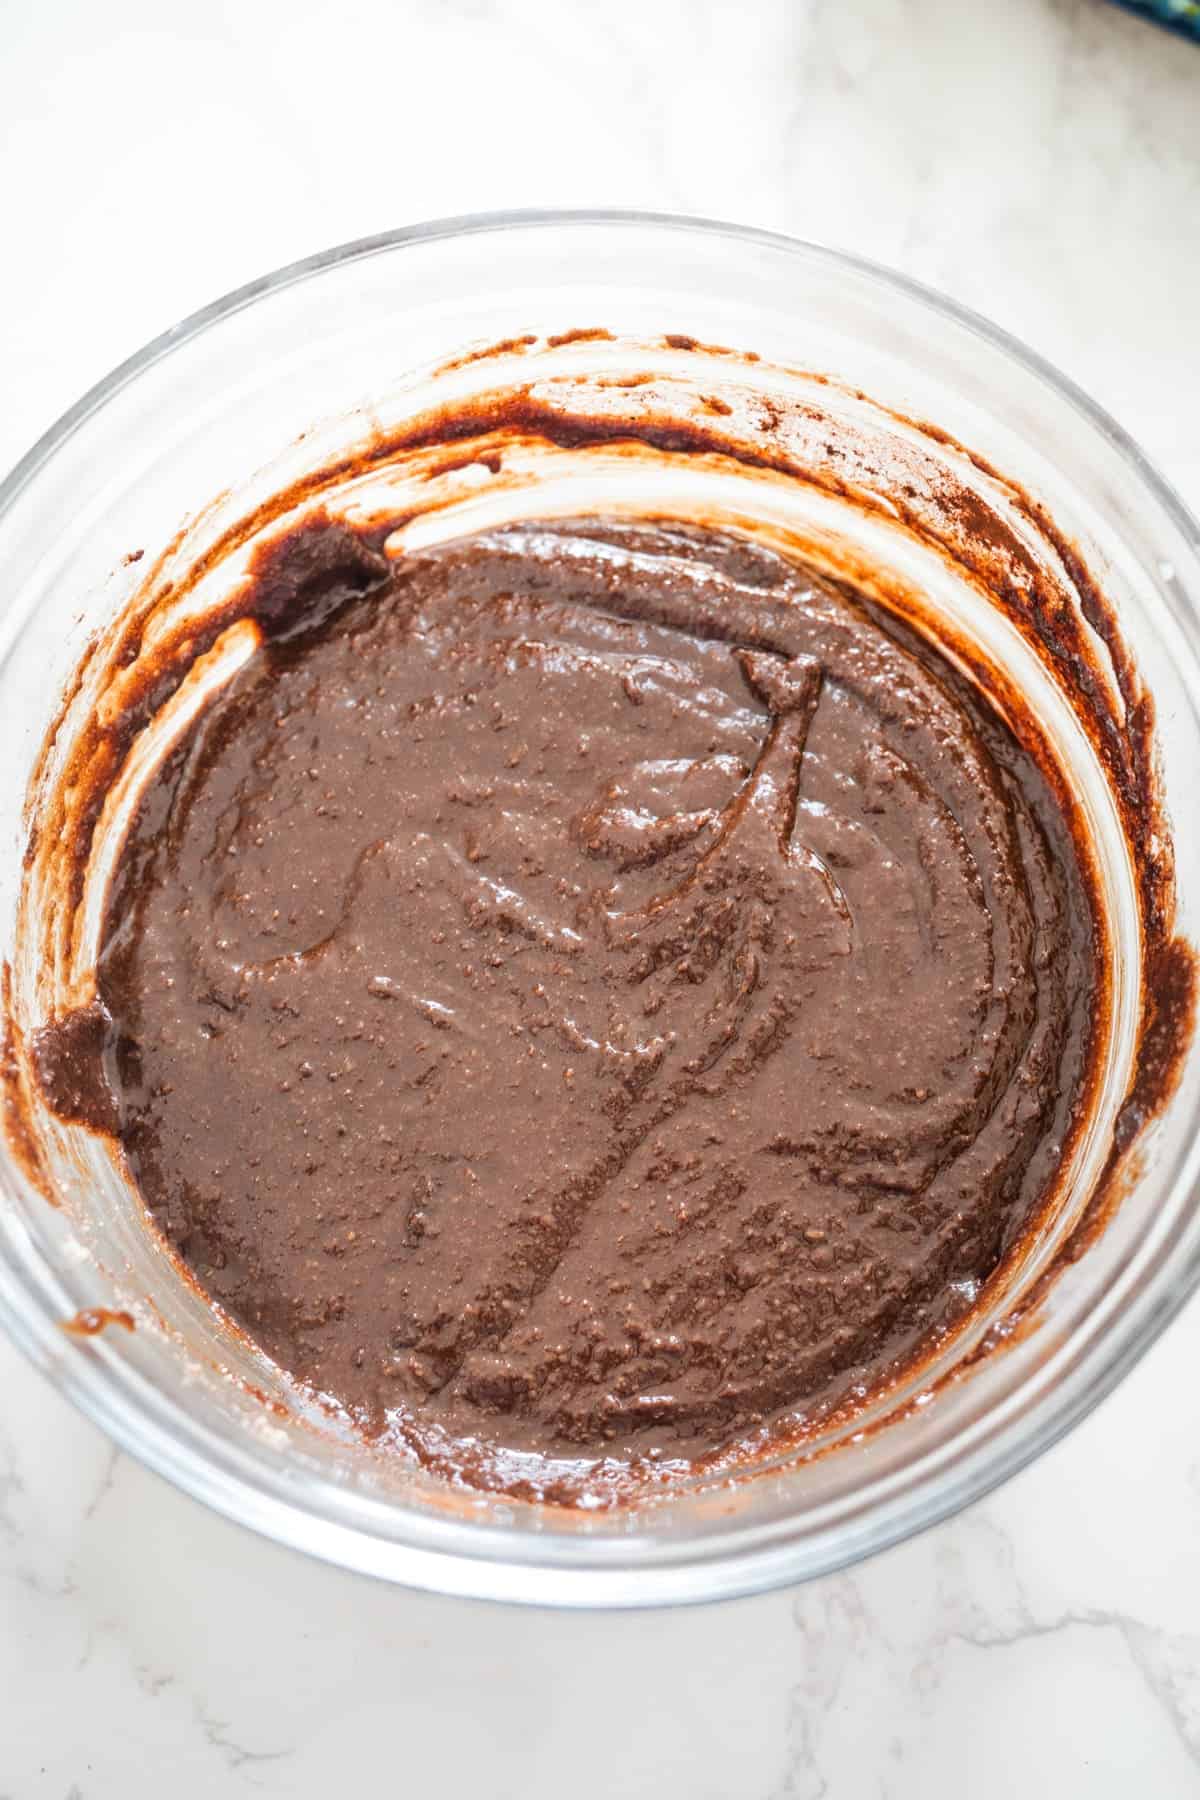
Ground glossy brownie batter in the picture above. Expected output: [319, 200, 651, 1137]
[52, 517, 1098, 1468]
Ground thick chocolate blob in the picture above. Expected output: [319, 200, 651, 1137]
[58, 518, 1097, 1470]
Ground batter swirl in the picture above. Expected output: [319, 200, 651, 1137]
[54, 517, 1097, 1472]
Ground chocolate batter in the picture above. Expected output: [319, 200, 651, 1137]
[38, 516, 1098, 1474]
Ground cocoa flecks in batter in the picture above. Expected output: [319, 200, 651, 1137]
[39, 517, 1099, 1472]
[32, 1002, 120, 1136]
[1113, 938, 1197, 1157]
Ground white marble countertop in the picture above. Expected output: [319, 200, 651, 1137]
[2, 1, 1199, 1792]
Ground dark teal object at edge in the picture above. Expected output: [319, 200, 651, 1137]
[1108, 0, 1200, 39]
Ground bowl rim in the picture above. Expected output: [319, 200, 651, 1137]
[3, 207, 1200, 1608]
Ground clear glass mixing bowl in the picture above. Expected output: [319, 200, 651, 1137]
[1, 212, 1198, 1607]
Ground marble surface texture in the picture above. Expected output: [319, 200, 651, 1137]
[1, 0, 1199, 1792]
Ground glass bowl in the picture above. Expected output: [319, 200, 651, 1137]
[1, 211, 1199, 1607]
